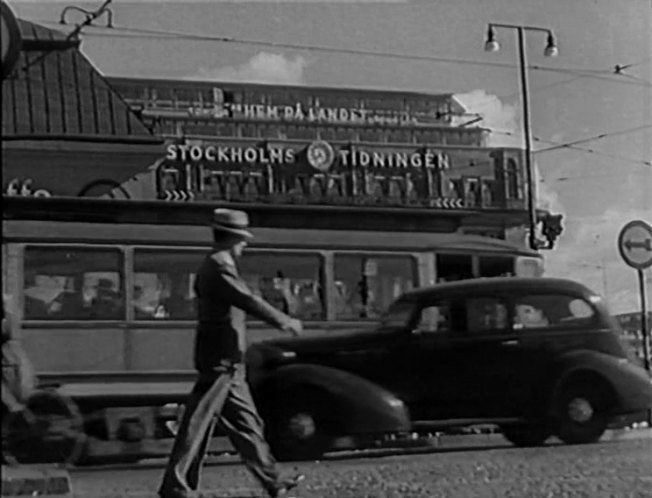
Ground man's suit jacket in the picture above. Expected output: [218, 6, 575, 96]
[193, 250, 293, 372]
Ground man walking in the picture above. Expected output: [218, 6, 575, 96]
[159, 209, 305, 498]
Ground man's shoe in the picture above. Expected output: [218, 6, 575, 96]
[268, 474, 306, 497]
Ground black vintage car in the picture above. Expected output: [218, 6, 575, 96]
[247, 277, 652, 461]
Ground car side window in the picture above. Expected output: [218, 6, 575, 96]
[512, 294, 595, 329]
[465, 297, 508, 334]
[513, 294, 595, 330]
[416, 301, 452, 334]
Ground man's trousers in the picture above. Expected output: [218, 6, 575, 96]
[158, 363, 280, 497]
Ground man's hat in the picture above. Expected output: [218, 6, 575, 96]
[211, 208, 253, 240]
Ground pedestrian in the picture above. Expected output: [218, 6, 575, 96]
[158, 209, 305, 498]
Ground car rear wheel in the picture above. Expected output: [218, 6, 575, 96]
[501, 422, 551, 447]
[554, 378, 613, 445]
[266, 390, 335, 462]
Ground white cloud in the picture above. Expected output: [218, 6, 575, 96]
[188, 52, 309, 85]
[453, 89, 521, 148]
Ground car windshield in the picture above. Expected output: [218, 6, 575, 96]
[379, 300, 414, 328]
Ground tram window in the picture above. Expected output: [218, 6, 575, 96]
[479, 256, 514, 278]
[334, 255, 415, 320]
[240, 252, 324, 321]
[436, 254, 473, 282]
[133, 250, 204, 320]
[23, 247, 124, 320]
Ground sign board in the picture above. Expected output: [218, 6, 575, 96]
[618, 219, 652, 270]
[156, 140, 511, 209]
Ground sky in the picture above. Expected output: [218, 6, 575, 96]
[9, 0, 652, 314]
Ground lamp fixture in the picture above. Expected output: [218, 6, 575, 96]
[484, 26, 500, 52]
[544, 32, 558, 57]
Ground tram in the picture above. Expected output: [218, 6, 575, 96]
[2, 195, 542, 464]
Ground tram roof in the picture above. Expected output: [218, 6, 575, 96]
[2, 196, 541, 257]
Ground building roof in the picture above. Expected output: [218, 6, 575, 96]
[1, 19, 161, 144]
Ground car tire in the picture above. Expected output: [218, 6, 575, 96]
[265, 389, 335, 462]
[554, 377, 613, 445]
[501, 422, 551, 447]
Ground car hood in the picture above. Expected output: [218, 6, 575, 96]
[259, 325, 399, 356]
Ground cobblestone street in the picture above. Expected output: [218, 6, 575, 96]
[71, 437, 652, 498]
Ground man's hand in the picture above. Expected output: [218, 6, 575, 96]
[284, 318, 303, 337]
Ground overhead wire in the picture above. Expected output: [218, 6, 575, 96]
[533, 124, 652, 153]
[490, 129, 652, 167]
[34, 19, 652, 89]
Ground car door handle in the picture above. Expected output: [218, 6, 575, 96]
[501, 340, 519, 346]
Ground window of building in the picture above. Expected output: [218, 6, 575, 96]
[240, 123, 259, 138]
[286, 125, 317, 140]
[506, 159, 520, 199]
[334, 127, 354, 141]
[513, 294, 595, 330]
[317, 127, 336, 141]
[358, 128, 383, 142]
[23, 247, 124, 320]
[215, 123, 237, 137]
[133, 250, 204, 320]
[387, 129, 411, 144]
[334, 254, 416, 320]
[240, 252, 324, 320]
[422, 129, 443, 144]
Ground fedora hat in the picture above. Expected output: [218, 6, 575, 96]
[211, 208, 253, 239]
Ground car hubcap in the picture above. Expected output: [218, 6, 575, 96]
[568, 397, 593, 423]
[288, 413, 316, 439]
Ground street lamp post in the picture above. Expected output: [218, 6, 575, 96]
[485, 23, 558, 251]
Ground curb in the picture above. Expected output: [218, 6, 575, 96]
[1, 465, 73, 497]
[418, 427, 652, 448]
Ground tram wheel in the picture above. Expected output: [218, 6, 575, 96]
[3, 389, 86, 465]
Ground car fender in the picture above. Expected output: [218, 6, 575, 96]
[546, 350, 652, 415]
[253, 363, 411, 435]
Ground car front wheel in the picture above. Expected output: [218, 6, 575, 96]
[554, 378, 613, 445]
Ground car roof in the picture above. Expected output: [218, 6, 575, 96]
[401, 277, 597, 301]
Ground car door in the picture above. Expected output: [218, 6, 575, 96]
[453, 294, 527, 418]
[388, 297, 472, 421]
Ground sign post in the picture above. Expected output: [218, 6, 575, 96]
[617, 219, 652, 426]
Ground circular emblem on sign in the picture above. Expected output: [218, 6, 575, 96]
[1, 1, 22, 80]
[306, 140, 335, 172]
[618, 219, 652, 270]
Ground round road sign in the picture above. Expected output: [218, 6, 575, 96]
[618, 219, 652, 270]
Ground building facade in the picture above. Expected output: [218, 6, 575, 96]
[1, 21, 164, 200]
[107, 77, 531, 241]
